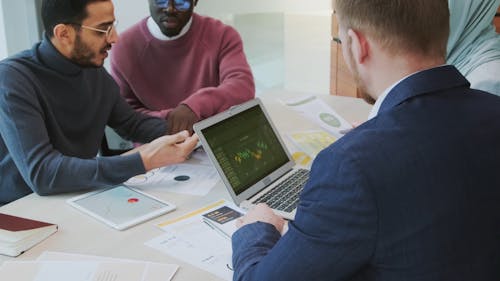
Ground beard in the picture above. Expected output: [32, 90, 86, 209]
[345, 39, 375, 105]
[70, 34, 110, 68]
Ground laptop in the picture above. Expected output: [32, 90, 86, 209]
[193, 98, 309, 220]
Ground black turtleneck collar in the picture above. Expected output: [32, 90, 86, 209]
[37, 34, 83, 76]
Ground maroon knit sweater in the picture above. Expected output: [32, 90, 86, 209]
[110, 14, 255, 120]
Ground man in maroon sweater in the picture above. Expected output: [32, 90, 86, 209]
[111, 0, 255, 134]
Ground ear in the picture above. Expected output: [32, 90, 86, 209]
[347, 29, 369, 65]
[52, 23, 75, 46]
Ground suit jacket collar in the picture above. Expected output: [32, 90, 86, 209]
[379, 65, 470, 115]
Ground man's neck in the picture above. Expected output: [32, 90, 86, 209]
[50, 37, 71, 60]
[370, 53, 446, 100]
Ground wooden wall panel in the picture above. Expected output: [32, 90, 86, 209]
[495, 6, 500, 33]
[330, 12, 358, 97]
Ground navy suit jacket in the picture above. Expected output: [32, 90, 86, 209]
[232, 66, 500, 281]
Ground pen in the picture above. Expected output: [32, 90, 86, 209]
[202, 218, 231, 241]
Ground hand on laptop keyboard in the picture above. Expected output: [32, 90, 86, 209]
[236, 203, 286, 234]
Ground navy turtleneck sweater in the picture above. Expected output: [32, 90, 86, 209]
[0, 37, 166, 205]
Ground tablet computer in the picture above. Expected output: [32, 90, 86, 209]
[67, 185, 175, 230]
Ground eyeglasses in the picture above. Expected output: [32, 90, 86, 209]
[154, 0, 191, 11]
[70, 21, 118, 40]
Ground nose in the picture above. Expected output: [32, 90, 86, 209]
[165, 0, 175, 12]
[107, 27, 118, 44]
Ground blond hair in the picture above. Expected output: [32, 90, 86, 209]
[335, 0, 450, 58]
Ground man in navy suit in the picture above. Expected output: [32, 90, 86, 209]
[231, 0, 500, 280]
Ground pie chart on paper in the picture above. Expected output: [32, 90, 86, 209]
[319, 113, 341, 128]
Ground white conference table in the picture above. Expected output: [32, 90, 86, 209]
[0, 91, 371, 280]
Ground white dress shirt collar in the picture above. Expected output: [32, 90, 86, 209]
[367, 81, 398, 120]
[368, 70, 426, 119]
[146, 16, 193, 41]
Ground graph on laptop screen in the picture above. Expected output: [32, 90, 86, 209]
[201, 105, 289, 195]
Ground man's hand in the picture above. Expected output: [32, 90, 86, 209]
[236, 203, 286, 233]
[167, 104, 199, 134]
[133, 130, 199, 171]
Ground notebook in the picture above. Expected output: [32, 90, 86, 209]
[194, 98, 309, 220]
[0, 213, 58, 257]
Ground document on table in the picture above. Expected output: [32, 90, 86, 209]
[37, 251, 178, 280]
[0, 260, 177, 281]
[286, 130, 337, 159]
[145, 200, 244, 281]
[282, 95, 352, 137]
[125, 156, 220, 196]
[189, 148, 213, 165]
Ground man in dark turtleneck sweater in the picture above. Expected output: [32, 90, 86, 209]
[0, 0, 198, 205]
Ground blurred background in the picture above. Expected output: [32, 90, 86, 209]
[0, 0, 332, 96]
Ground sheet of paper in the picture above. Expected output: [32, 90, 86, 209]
[146, 200, 244, 281]
[282, 95, 352, 137]
[287, 130, 337, 159]
[125, 162, 220, 196]
[189, 148, 212, 165]
[0, 260, 175, 281]
[37, 251, 178, 281]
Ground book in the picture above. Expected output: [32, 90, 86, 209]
[201, 204, 244, 239]
[0, 213, 58, 257]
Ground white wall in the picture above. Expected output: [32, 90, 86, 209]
[284, 12, 331, 94]
[0, 1, 7, 60]
[113, 1, 148, 33]
[197, 0, 331, 15]
[0, 0, 41, 58]
[113, 0, 332, 29]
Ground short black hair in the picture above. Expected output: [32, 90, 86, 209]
[42, 0, 109, 38]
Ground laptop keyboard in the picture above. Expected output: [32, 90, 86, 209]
[254, 169, 309, 212]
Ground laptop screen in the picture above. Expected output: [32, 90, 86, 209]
[200, 104, 289, 195]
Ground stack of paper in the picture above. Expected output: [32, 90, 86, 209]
[0, 213, 57, 257]
[0, 251, 179, 281]
[146, 200, 244, 281]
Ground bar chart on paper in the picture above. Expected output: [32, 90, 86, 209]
[287, 130, 337, 159]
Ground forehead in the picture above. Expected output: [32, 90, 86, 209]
[151, 0, 189, 2]
[82, 1, 115, 25]
[150, 0, 194, 4]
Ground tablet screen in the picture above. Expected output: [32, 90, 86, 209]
[68, 185, 175, 230]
